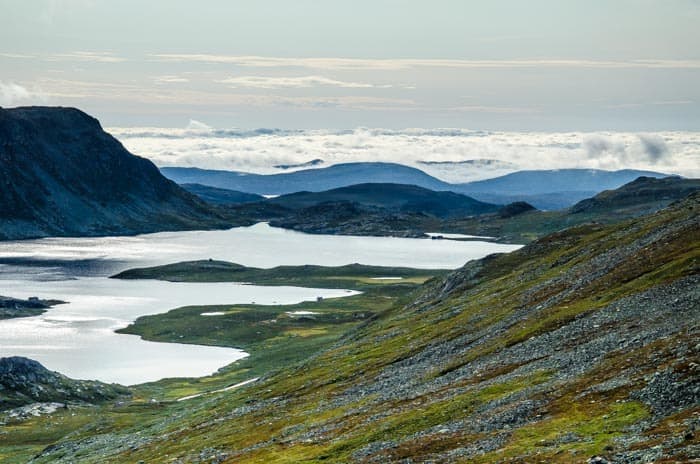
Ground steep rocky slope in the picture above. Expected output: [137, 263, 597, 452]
[30, 193, 699, 463]
[0, 106, 238, 240]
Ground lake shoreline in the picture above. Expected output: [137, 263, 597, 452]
[0, 224, 521, 385]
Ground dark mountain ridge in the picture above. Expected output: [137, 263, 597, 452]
[0, 106, 239, 240]
[268, 183, 500, 218]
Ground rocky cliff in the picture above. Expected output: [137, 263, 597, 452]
[0, 106, 236, 240]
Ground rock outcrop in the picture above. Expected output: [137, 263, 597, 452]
[0, 357, 129, 410]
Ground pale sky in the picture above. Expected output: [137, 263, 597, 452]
[1, 0, 699, 130]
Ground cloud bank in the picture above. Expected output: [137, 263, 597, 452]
[151, 55, 700, 71]
[107, 126, 700, 182]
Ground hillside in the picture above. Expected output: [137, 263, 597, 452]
[570, 176, 700, 214]
[269, 183, 500, 218]
[0, 107, 240, 240]
[20, 193, 699, 463]
[180, 183, 265, 205]
[444, 176, 700, 242]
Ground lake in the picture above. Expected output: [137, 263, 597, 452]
[0, 223, 521, 385]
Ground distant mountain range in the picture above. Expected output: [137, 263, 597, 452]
[161, 163, 669, 210]
[160, 162, 448, 195]
[0, 107, 241, 240]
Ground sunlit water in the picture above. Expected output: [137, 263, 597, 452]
[0, 223, 521, 385]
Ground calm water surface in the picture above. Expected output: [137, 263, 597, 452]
[0, 224, 521, 385]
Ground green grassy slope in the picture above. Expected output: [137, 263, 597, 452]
[10, 194, 700, 463]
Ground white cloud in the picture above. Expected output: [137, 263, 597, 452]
[216, 75, 383, 89]
[0, 81, 48, 107]
[0, 53, 35, 59]
[31, 78, 141, 100]
[46, 51, 125, 63]
[106, 126, 700, 182]
[151, 54, 700, 70]
[153, 75, 190, 84]
[447, 105, 539, 114]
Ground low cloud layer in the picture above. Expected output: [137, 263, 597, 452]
[108, 126, 700, 182]
[583, 134, 673, 168]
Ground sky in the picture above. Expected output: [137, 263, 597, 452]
[1, 0, 699, 131]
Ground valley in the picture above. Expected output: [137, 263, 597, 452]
[2, 191, 697, 464]
[1, 107, 698, 463]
